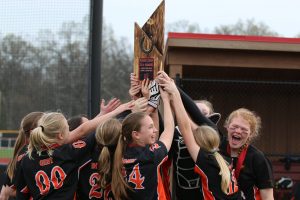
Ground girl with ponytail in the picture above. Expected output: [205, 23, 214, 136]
[158, 71, 240, 200]
[76, 118, 121, 200]
[0, 112, 43, 200]
[112, 86, 175, 200]
[15, 100, 133, 200]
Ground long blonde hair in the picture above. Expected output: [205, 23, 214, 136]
[193, 125, 231, 194]
[111, 112, 146, 200]
[95, 118, 122, 189]
[28, 112, 68, 159]
[7, 112, 44, 180]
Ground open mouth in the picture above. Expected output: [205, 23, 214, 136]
[231, 134, 242, 144]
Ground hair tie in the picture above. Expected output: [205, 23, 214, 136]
[211, 148, 219, 154]
[100, 143, 116, 151]
[40, 125, 44, 132]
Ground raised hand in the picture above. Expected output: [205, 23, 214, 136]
[148, 80, 160, 108]
[157, 74, 178, 96]
[132, 97, 148, 113]
[115, 100, 135, 113]
[156, 71, 171, 83]
[159, 86, 169, 102]
[129, 73, 141, 100]
[141, 79, 150, 99]
[99, 98, 121, 116]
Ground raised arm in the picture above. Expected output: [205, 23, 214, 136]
[178, 87, 217, 130]
[158, 72, 199, 162]
[65, 100, 133, 144]
[97, 98, 121, 117]
[158, 87, 174, 151]
[259, 188, 274, 200]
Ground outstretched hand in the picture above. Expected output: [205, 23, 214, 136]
[129, 73, 141, 100]
[99, 98, 121, 115]
[132, 97, 148, 113]
[116, 100, 135, 113]
[157, 71, 178, 95]
[141, 79, 150, 99]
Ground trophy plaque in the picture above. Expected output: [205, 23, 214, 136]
[134, 1, 164, 80]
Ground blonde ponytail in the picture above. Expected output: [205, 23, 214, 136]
[98, 146, 111, 188]
[27, 112, 67, 159]
[193, 125, 231, 194]
[95, 118, 121, 189]
[111, 112, 146, 200]
[214, 152, 231, 194]
[111, 136, 130, 200]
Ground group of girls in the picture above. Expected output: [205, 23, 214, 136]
[0, 71, 274, 200]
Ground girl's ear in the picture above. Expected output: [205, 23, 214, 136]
[131, 130, 140, 141]
[57, 132, 65, 141]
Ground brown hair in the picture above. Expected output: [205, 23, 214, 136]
[67, 114, 88, 131]
[95, 118, 122, 189]
[111, 112, 147, 200]
[193, 125, 230, 194]
[224, 108, 262, 142]
[28, 112, 68, 159]
[6, 112, 44, 181]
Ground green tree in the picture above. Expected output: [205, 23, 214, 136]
[0, 17, 133, 129]
[0, 34, 44, 128]
[101, 22, 133, 101]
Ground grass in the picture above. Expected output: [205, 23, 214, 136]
[0, 148, 14, 158]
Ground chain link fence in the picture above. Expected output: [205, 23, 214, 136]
[0, 0, 90, 164]
[177, 76, 300, 156]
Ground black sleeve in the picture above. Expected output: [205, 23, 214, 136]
[253, 153, 274, 189]
[178, 87, 217, 130]
[2, 172, 11, 187]
[70, 132, 95, 165]
[148, 141, 168, 165]
[15, 164, 30, 200]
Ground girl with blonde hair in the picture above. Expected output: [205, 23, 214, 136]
[158, 71, 240, 200]
[76, 118, 121, 200]
[111, 86, 174, 200]
[15, 100, 133, 200]
[221, 108, 274, 200]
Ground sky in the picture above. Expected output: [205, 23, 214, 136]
[1, 0, 300, 45]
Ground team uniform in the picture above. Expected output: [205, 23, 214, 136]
[220, 141, 274, 200]
[123, 141, 168, 200]
[169, 88, 219, 200]
[177, 88, 274, 199]
[170, 127, 204, 200]
[15, 133, 95, 200]
[76, 145, 114, 200]
[195, 149, 240, 200]
[3, 145, 28, 188]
